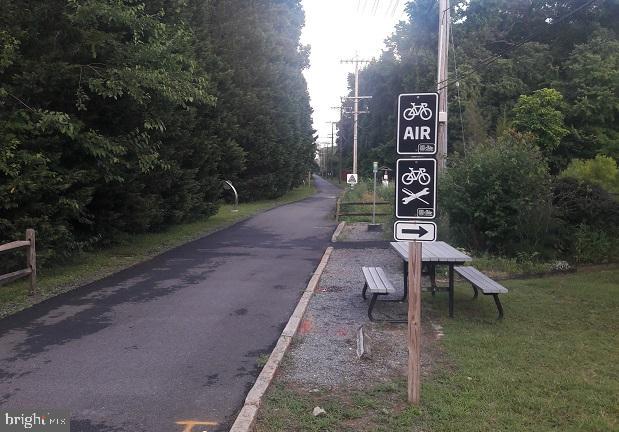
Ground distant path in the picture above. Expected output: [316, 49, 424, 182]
[0, 176, 340, 432]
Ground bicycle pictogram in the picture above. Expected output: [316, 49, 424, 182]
[402, 102, 432, 121]
[401, 167, 431, 186]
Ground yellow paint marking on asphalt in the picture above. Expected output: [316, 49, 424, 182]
[175, 420, 218, 432]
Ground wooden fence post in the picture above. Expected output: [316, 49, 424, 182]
[26, 229, 36, 296]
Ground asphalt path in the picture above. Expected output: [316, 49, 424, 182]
[0, 176, 340, 432]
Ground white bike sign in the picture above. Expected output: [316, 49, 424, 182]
[402, 102, 432, 121]
[401, 167, 431, 185]
[397, 93, 438, 155]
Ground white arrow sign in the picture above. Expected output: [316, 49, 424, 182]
[394, 221, 437, 242]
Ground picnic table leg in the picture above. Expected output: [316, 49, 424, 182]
[403, 260, 408, 299]
[492, 294, 504, 320]
[448, 265, 454, 318]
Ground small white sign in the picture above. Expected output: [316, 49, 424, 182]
[394, 221, 437, 242]
[346, 174, 358, 185]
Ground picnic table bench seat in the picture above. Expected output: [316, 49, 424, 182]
[454, 266, 508, 319]
[361, 267, 404, 322]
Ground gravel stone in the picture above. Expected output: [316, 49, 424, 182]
[280, 245, 440, 390]
[338, 222, 387, 242]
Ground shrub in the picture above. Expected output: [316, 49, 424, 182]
[573, 224, 618, 264]
[440, 133, 553, 257]
[560, 154, 619, 194]
[552, 177, 619, 262]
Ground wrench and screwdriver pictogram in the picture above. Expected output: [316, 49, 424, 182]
[402, 187, 430, 205]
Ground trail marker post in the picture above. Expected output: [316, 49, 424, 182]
[394, 92, 440, 406]
[368, 161, 381, 232]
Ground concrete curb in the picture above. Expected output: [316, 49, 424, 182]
[331, 221, 346, 243]
[229, 246, 334, 432]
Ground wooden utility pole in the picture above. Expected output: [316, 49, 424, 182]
[436, 0, 450, 173]
[326, 121, 337, 178]
[407, 241, 422, 404]
[341, 57, 372, 175]
[331, 105, 346, 183]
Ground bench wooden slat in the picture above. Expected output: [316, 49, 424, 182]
[362, 267, 384, 293]
[369, 267, 389, 294]
[362, 266, 395, 294]
[455, 266, 508, 294]
[375, 268, 396, 294]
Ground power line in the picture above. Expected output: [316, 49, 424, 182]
[438, 0, 599, 91]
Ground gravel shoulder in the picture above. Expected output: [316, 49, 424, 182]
[280, 247, 443, 390]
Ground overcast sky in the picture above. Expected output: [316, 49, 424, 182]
[300, 0, 408, 148]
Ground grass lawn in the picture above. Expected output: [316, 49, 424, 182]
[255, 266, 619, 432]
[0, 184, 315, 318]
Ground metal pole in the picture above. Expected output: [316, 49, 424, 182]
[437, 0, 450, 174]
[372, 170, 377, 224]
[353, 61, 359, 175]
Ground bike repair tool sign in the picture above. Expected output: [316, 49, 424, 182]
[397, 93, 438, 155]
[394, 221, 437, 242]
[395, 158, 436, 220]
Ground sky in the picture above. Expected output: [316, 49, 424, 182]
[300, 0, 408, 149]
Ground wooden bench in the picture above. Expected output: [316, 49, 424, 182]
[361, 267, 404, 322]
[454, 266, 508, 319]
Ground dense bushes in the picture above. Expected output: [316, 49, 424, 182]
[440, 133, 553, 256]
[0, 0, 315, 269]
[441, 142, 619, 262]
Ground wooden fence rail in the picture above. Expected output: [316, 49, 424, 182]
[336, 198, 392, 221]
[0, 229, 36, 295]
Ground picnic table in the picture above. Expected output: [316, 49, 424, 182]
[390, 241, 472, 317]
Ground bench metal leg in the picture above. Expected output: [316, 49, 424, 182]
[367, 293, 407, 323]
[362, 282, 368, 300]
[492, 294, 504, 320]
[471, 284, 479, 299]
[368, 293, 379, 321]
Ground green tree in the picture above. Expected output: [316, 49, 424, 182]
[512, 88, 569, 169]
[562, 29, 619, 160]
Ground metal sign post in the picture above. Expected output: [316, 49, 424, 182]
[368, 162, 381, 232]
[372, 161, 378, 224]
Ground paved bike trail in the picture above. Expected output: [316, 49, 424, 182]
[0, 176, 340, 432]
